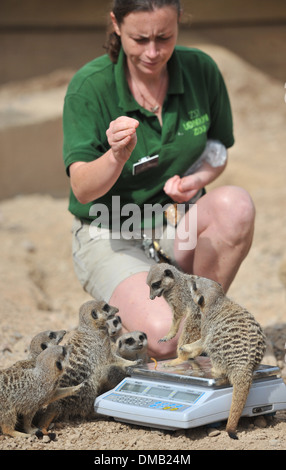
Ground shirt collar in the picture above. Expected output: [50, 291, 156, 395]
[114, 47, 184, 113]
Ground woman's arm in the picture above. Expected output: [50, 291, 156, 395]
[69, 117, 139, 204]
[164, 159, 227, 204]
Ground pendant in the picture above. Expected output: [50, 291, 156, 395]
[150, 105, 159, 113]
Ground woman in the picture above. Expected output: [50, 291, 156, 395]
[63, 0, 255, 359]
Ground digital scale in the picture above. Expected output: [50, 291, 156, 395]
[94, 357, 286, 431]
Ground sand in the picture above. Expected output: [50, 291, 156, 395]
[0, 43, 285, 451]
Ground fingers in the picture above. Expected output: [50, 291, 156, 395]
[107, 117, 139, 145]
[163, 175, 180, 196]
[164, 175, 185, 202]
[107, 117, 139, 163]
[164, 175, 199, 203]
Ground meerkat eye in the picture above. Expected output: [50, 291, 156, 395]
[151, 281, 161, 289]
[198, 295, 205, 306]
[102, 304, 110, 312]
[56, 360, 63, 371]
[49, 331, 57, 339]
[91, 309, 98, 319]
[139, 335, 145, 341]
[126, 338, 135, 345]
[40, 342, 48, 350]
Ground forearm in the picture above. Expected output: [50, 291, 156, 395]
[69, 150, 125, 204]
[69, 117, 139, 204]
[181, 159, 227, 191]
[164, 159, 227, 203]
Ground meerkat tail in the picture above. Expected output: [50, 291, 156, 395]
[226, 376, 252, 439]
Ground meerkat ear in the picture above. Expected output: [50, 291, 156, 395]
[192, 281, 197, 291]
[40, 342, 48, 350]
[164, 269, 174, 278]
[198, 295, 205, 307]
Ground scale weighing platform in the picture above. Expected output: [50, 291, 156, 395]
[94, 357, 286, 431]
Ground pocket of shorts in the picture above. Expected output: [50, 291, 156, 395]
[71, 218, 90, 288]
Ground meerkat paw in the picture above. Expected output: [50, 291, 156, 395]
[158, 334, 174, 343]
[179, 339, 203, 358]
[35, 429, 56, 440]
[74, 381, 85, 392]
[179, 344, 194, 353]
[162, 357, 185, 368]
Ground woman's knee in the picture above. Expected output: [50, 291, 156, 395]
[211, 185, 255, 245]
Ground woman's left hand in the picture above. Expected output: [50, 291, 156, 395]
[164, 174, 202, 203]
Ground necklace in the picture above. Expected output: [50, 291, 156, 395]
[130, 72, 166, 114]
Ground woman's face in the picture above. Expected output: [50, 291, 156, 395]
[111, 6, 179, 77]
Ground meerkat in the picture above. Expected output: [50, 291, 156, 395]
[93, 299, 119, 318]
[146, 263, 201, 366]
[36, 299, 141, 433]
[106, 315, 122, 342]
[180, 275, 267, 439]
[28, 330, 67, 359]
[115, 331, 149, 363]
[0, 345, 83, 438]
[7, 330, 67, 372]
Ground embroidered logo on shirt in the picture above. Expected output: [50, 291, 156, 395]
[182, 109, 209, 136]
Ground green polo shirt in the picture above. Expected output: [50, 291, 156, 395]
[63, 46, 234, 227]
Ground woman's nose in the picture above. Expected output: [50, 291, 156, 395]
[145, 41, 159, 59]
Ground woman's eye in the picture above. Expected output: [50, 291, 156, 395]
[134, 38, 149, 44]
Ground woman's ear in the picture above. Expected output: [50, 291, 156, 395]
[110, 12, 121, 36]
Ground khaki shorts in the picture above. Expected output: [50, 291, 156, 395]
[71, 217, 176, 301]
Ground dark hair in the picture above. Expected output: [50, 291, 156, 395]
[106, 0, 181, 63]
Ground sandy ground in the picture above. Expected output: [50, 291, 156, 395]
[0, 43, 286, 452]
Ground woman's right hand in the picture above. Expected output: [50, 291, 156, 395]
[106, 117, 139, 164]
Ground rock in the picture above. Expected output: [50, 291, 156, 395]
[254, 416, 267, 428]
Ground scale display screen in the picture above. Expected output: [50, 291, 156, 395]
[118, 380, 203, 404]
[146, 387, 172, 398]
[119, 383, 146, 394]
[174, 390, 202, 403]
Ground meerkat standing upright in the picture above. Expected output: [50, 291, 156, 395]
[0, 345, 82, 438]
[146, 264, 201, 366]
[180, 275, 267, 439]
